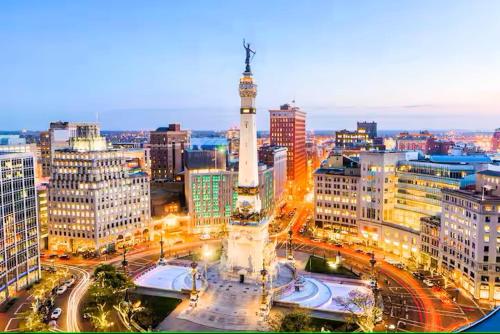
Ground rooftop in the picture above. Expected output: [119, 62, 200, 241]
[428, 155, 492, 164]
[191, 137, 228, 150]
[478, 170, 500, 177]
[315, 167, 359, 177]
[442, 188, 500, 202]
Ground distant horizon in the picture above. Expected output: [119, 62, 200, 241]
[0, 127, 495, 134]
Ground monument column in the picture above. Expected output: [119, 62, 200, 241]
[223, 41, 276, 283]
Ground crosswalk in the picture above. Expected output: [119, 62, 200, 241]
[276, 240, 321, 254]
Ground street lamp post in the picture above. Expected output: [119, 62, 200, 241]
[260, 268, 268, 304]
[202, 246, 212, 278]
[158, 233, 167, 265]
[369, 251, 382, 323]
[121, 246, 128, 275]
[259, 264, 269, 323]
[189, 261, 198, 308]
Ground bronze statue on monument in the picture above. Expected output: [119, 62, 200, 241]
[243, 39, 256, 72]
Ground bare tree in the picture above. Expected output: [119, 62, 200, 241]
[332, 289, 382, 332]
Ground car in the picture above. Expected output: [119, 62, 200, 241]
[355, 249, 364, 254]
[59, 254, 70, 260]
[412, 272, 424, 280]
[395, 263, 406, 270]
[56, 286, 68, 295]
[199, 234, 211, 240]
[48, 254, 58, 259]
[64, 278, 76, 287]
[51, 307, 62, 320]
[311, 238, 321, 243]
[423, 279, 434, 287]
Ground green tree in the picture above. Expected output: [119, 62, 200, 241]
[94, 264, 133, 291]
[269, 308, 313, 332]
[85, 264, 136, 331]
[19, 303, 49, 332]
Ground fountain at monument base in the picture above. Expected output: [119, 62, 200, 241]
[134, 259, 372, 331]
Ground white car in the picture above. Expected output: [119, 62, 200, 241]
[423, 279, 434, 287]
[56, 285, 68, 295]
[64, 278, 76, 287]
[199, 234, 211, 240]
[395, 263, 406, 270]
[51, 307, 62, 320]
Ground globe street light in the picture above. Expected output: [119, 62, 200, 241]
[158, 233, 167, 265]
[202, 245, 212, 278]
[260, 266, 268, 305]
[121, 246, 128, 274]
[287, 229, 294, 261]
[189, 261, 198, 308]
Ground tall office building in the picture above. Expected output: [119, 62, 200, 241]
[0, 152, 40, 303]
[39, 122, 101, 178]
[269, 103, 307, 193]
[149, 124, 190, 182]
[492, 128, 500, 153]
[420, 215, 441, 271]
[314, 153, 360, 239]
[395, 131, 434, 152]
[357, 121, 377, 139]
[185, 163, 274, 235]
[0, 135, 26, 145]
[258, 145, 288, 204]
[440, 170, 500, 303]
[357, 151, 423, 261]
[334, 122, 384, 151]
[48, 125, 151, 253]
[185, 169, 235, 235]
[394, 156, 480, 226]
[226, 127, 240, 162]
[37, 182, 49, 249]
[335, 129, 371, 149]
[0, 137, 41, 180]
[39, 131, 51, 177]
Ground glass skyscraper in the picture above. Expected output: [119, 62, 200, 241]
[0, 152, 40, 303]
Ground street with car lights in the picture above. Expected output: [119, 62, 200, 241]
[279, 203, 487, 332]
[0, 204, 487, 333]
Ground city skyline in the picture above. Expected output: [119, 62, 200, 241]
[2, 0, 500, 131]
[1, 2, 500, 330]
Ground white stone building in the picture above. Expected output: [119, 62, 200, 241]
[313, 153, 360, 239]
[357, 151, 421, 262]
[48, 125, 151, 253]
[440, 170, 500, 303]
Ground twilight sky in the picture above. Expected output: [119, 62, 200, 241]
[1, 0, 500, 131]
